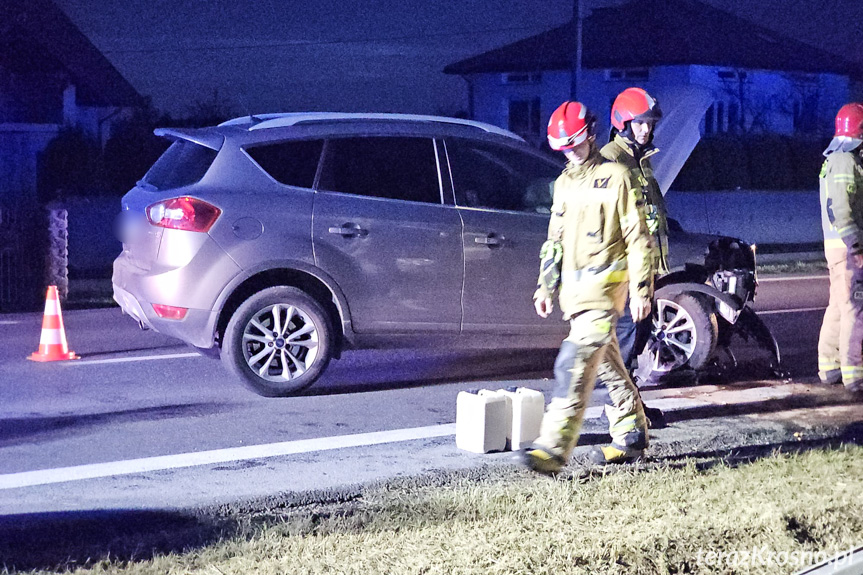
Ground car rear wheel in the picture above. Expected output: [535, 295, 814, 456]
[222, 286, 333, 397]
[638, 293, 718, 379]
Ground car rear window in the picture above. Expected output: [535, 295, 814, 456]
[317, 137, 441, 204]
[245, 139, 324, 189]
[142, 140, 217, 190]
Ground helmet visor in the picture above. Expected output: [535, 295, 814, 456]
[547, 126, 589, 150]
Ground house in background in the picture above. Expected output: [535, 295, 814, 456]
[0, 0, 142, 206]
[444, 0, 861, 149]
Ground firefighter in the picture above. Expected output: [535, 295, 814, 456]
[601, 87, 667, 425]
[523, 101, 654, 474]
[817, 103, 863, 393]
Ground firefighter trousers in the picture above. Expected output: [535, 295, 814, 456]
[818, 247, 863, 386]
[534, 308, 649, 461]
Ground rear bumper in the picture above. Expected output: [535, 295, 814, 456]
[111, 237, 241, 349]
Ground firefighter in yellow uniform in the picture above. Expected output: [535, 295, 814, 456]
[601, 87, 667, 427]
[523, 101, 654, 474]
[818, 103, 863, 393]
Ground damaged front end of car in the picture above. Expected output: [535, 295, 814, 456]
[639, 234, 781, 383]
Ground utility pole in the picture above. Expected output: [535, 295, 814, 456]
[570, 0, 584, 100]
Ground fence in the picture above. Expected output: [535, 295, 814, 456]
[0, 204, 45, 311]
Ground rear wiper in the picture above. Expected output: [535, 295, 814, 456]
[136, 180, 159, 192]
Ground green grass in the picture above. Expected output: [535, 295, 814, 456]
[756, 259, 827, 276]
[7, 446, 863, 575]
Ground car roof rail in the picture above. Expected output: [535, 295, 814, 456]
[218, 112, 524, 141]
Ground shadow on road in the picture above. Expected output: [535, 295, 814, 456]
[0, 403, 235, 447]
[302, 348, 558, 396]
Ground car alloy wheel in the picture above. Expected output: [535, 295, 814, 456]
[243, 303, 319, 381]
[641, 293, 718, 377]
[223, 286, 333, 396]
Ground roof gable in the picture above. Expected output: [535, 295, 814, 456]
[444, 0, 861, 77]
[0, 0, 142, 107]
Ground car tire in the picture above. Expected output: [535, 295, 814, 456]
[222, 286, 333, 397]
[638, 293, 718, 380]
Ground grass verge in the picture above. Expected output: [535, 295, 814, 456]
[5, 445, 863, 575]
[756, 259, 827, 276]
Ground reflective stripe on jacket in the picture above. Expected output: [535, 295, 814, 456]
[820, 151, 863, 254]
[601, 134, 668, 273]
[535, 149, 653, 318]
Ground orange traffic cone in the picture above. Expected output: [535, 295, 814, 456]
[28, 285, 79, 362]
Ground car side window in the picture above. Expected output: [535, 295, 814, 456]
[317, 137, 441, 204]
[446, 139, 559, 214]
[244, 140, 324, 188]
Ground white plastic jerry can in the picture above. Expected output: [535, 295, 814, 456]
[499, 386, 545, 451]
[455, 389, 508, 453]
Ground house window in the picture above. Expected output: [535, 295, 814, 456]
[502, 72, 542, 85]
[728, 101, 739, 132]
[605, 68, 650, 81]
[794, 96, 818, 132]
[508, 98, 542, 137]
[718, 69, 747, 81]
[704, 100, 742, 135]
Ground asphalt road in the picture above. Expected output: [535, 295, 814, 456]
[0, 273, 836, 515]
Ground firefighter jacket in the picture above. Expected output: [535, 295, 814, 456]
[601, 134, 669, 273]
[535, 148, 653, 319]
[820, 151, 863, 255]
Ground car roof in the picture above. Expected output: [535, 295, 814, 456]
[153, 112, 560, 161]
[217, 112, 524, 143]
[217, 112, 523, 140]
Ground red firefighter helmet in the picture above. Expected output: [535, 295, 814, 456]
[610, 87, 662, 131]
[825, 103, 863, 155]
[835, 103, 863, 139]
[547, 101, 595, 151]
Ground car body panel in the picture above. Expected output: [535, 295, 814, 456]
[459, 207, 566, 335]
[313, 192, 463, 332]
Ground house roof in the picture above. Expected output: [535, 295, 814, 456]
[444, 0, 862, 78]
[0, 0, 142, 107]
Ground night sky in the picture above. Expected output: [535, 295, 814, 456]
[52, 0, 863, 119]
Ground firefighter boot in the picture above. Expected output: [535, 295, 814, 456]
[589, 429, 647, 465]
[521, 445, 566, 475]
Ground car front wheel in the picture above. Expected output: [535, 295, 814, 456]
[638, 293, 718, 380]
[222, 286, 333, 397]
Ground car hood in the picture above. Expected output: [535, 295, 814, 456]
[650, 86, 714, 196]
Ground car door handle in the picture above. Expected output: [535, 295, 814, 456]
[474, 234, 503, 247]
[328, 223, 368, 238]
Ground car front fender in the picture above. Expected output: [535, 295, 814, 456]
[654, 281, 743, 323]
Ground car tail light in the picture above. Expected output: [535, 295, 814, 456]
[152, 304, 188, 320]
[146, 197, 221, 232]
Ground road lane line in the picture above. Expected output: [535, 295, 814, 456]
[757, 307, 826, 315]
[0, 424, 458, 490]
[0, 385, 798, 490]
[66, 352, 201, 365]
[758, 275, 827, 283]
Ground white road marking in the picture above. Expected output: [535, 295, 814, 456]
[758, 275, 827, 283]
[0, 385, 805, 490]
[0, 320, 22, 325]
[66, 352, 201, 365]
[0, 424, 458, 490]
[757, 307, 826, 315]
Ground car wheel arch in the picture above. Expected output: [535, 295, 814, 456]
[214, 265, 350, 355]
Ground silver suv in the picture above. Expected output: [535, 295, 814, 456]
[113, 113, 777, 396]
[113, 113, 568, 396]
